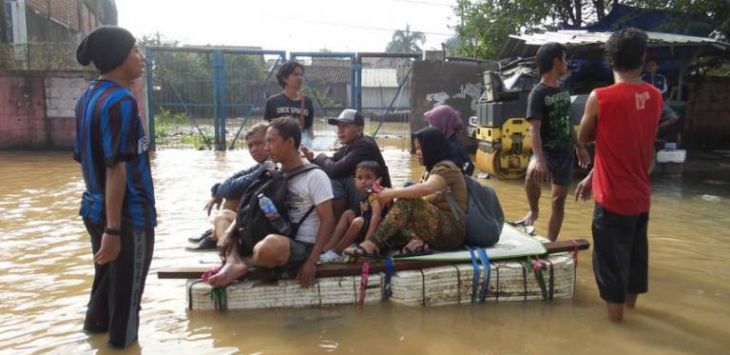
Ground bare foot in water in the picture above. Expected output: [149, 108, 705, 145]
[207, 261, 248, 287]
[515, 210, 538, 226]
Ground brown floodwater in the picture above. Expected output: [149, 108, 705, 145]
[1, 139, 729, 354]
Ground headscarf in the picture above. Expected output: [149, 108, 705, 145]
[413, 127, 452, 172]
[423, 104, 463, 138]
[76, 26, 136, 73]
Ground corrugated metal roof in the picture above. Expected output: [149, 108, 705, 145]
[514, 30, 725, 46]
[361, 68, 399, 88]
[499, 30, 729, 59]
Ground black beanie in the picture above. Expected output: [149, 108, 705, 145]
[76, 26, 136, 73]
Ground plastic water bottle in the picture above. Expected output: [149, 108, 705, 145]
[257, 193, 291, 235]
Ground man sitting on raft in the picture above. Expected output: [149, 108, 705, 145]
[188, 123, 270, 251]
[208, 117, 335, 287]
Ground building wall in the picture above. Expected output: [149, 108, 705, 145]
[0, 70, 147, 150]
[361, 87, 411, 110]
[0, 72, 48, 148]
[684, 77, 730, 150]
[411, 60, 497, 149]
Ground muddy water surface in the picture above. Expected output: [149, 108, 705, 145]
[0, 141, 728, 354]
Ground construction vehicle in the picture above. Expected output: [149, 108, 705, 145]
[468, 60, 586, 179]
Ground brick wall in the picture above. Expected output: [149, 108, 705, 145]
[684, 77, 730, 150]
[0, 71, 147, 150]
[26, 0, 50, 16]
[26, 0, 104, 35]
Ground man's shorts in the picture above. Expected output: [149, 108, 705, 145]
[591, 203, 649, 304]
[276, 239, 314, 274]
[661, 102, 678, 120]
[532, 150, 574, 186]
[331, 177, 362, 213]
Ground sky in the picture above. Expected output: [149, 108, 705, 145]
[117, 0, 458, 53]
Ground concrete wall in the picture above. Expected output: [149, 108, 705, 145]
[410, 60, 497, 146]
[0, 72, 48, 148]
[684, 77, 730, 150]
[361, 87, 411, 110]
[0, 70, 147, 150]
[25, 6, 78, 42]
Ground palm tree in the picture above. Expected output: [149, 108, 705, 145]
[386, 24, 426, 53]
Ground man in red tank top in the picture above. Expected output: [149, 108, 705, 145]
[575, 28, 662, 322]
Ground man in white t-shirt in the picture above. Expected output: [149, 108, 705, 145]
[209, 117, 335, 287]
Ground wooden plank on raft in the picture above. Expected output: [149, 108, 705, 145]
[158, 238, 590, 280]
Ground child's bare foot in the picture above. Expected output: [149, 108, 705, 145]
[207, 260, 248, 287]
[515, 210, 538, 226]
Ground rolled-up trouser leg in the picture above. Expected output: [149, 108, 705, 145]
[213, 209, 237, 241]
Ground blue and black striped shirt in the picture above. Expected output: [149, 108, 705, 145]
[74, 80, 157, 230]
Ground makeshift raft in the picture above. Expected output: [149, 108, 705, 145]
[161, 224, 589, 311]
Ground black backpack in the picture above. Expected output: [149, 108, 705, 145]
[445, 175, 505, 247]
[235, 164, 320, 256]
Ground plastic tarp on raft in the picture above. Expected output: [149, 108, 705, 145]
[187, 224, 575, 310]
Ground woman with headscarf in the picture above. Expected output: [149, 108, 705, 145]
[74, 26, 156, 349]
[424, 104, 475, 175]
[345, 127, 467, 256]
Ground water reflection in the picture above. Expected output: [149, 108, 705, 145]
[0, 146, 728, 354]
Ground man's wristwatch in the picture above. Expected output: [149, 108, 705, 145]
[104, 227, 121, 236]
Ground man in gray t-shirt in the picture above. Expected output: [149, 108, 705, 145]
[517, 43, 590, 241]
[208, 117, 334, 288]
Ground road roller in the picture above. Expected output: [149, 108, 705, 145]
[468, 68, 586, 180]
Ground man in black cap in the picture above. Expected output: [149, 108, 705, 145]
[301, 109, 391, 218]
[74, 26, 155, 349]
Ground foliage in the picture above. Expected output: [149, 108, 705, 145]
[139, 33, 267, 119]
[453, 0, 730, 60]
[453, 0, 550, 59]
[301, 87, 341, 111]
[154, 107, 188, 139]
[386, 24, 427, 53]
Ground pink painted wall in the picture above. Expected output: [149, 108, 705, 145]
[0, 71, 147, 150]
[0, 74, 48, 148]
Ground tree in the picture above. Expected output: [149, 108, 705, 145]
[386, 24, 426, 53]
[138, 33, 265, 118]
[453, 0, 551, 59]
[454, 0, 730, 60]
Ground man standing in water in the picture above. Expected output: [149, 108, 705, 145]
[74, 26, 156, 348]
[517, 42, 590, 241]
[576, 28, 661, 322]
[265, 61, 315, 146]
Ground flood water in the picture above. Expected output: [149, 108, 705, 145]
[1, 137, 729, 354]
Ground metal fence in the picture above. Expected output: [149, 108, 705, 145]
[146, 46, 285, 150]
[145, 46, 419, 150]
[356, 53, 417, 139]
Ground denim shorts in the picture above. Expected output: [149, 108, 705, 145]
[532, 150, 574, 186]
[331, 177, 362, 213]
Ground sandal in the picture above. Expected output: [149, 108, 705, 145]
[394, 239, 433, 258]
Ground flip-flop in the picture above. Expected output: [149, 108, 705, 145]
[511, 219, 532, 227]
[393, 241, 433, 258]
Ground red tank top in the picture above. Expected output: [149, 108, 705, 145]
[593, 82, 661, 215]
